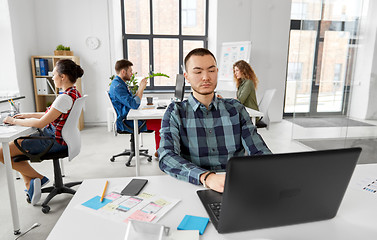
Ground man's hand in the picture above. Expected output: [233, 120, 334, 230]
[200, 172, 226, 193]
[139, 78, 148, 91]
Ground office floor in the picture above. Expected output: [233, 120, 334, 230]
[1, 119, 376, 240]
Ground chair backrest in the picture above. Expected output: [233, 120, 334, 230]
[61, 95, 87, 161]
[105, 91, 118, 135]
[258, 89, 276, 129]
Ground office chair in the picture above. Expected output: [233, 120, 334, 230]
[105, 91, 152, 166]
[13, 95, 87, 213]
[256, 89, 276, 130]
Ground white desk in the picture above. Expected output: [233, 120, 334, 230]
[0, 125, 35, 234]
[48, 164, 377, 240]
[127, 106, 166, 176]
[127, 105, 264, 176]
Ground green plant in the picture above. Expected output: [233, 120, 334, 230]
[56, 44, 71, 51]
[56, 44, 65, 51]
[108, 75, 115, 86]
[146, 72, 170, 79]
[129, 73, 139, 95]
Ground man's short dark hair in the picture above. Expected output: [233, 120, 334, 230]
[115, 59, 133, 74]
[184, 48, 217, 71]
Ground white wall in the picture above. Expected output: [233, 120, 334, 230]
[349, 0, 377, 120]
[215, 0, 291, 122]
[249, 0, 291, 122]
[214, 0, 252, 96]
[31, 0, 113, 124]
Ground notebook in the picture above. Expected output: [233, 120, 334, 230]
[197, 147, 362, 233]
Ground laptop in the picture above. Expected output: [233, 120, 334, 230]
[197, 147, 362, 233]
[174, 74, 185, 102]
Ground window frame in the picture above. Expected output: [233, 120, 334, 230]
[121, 0, 209, 91]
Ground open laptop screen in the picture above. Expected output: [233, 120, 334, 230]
[174, 74, 185, 102]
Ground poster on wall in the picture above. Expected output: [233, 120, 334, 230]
[218, 41, 251, 81]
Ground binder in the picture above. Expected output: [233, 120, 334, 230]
[39, 59, 49, 76]
[34, 58, 41, 76]
[36, 78, 48, 95]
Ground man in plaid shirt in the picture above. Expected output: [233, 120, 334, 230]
[158, 48, 271, 193]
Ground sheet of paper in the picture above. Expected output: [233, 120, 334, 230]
[77, 190, 180, 224]
[125, 210, 156, 223]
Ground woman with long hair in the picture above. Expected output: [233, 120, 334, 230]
[233, 60, 259, 111]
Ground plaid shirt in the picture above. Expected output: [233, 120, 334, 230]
[158, 94, 272, 185]
[45, 86, 81, 145]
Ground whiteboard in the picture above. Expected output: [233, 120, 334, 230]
[218, 41, 251, 81]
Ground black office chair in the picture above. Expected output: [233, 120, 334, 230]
[105, 91, 152, 166]
[12, 96, 87, 214]
[110, 119, 153, 166]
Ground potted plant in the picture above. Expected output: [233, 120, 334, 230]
[109, 72, 169, 95]
[54, 44, 74, 56]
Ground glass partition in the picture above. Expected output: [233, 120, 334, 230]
[285, 0, 377, 164]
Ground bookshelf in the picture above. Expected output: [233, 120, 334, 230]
[31, 55, 84, 130]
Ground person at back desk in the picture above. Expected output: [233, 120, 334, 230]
[109, 60, 161, 155]
[233, 60, 259, 112]
[158, 48, 271, 193]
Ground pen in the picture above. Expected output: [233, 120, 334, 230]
[10, 99, 19, 113]
[100, 180, 108, 202]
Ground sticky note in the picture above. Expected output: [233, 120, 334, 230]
[125, 210, 156, 223]
[82, 196, 112, 210]
[177, 215, 209, 235]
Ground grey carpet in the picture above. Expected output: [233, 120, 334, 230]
[298, 138, 377, 164]
[285, 117, 374, 128]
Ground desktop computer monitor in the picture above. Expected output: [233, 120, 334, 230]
[174, 74, 185, 102]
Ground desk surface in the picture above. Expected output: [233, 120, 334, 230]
[0, 125, 34, 141]
[127, 104, 264, 120]
[48, 164, 377, 240]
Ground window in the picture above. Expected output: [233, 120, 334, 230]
[182, 0, 197, 27]
[121, 0, 209, 91]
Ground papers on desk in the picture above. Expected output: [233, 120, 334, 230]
[353, 176, 377, 195]
[78, 189, 180, 224]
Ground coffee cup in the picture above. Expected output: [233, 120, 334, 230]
[146, 97, 153, 105]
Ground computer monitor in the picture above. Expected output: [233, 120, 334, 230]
[174, 74, 185, 102]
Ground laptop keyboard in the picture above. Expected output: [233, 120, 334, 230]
[209, 202, 222, 220]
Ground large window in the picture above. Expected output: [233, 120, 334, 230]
[121, 0, 208, 91]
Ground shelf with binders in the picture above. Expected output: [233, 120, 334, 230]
[31, 55, 84, 130]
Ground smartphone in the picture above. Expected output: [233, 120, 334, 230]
[121, 179, 148, 196]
